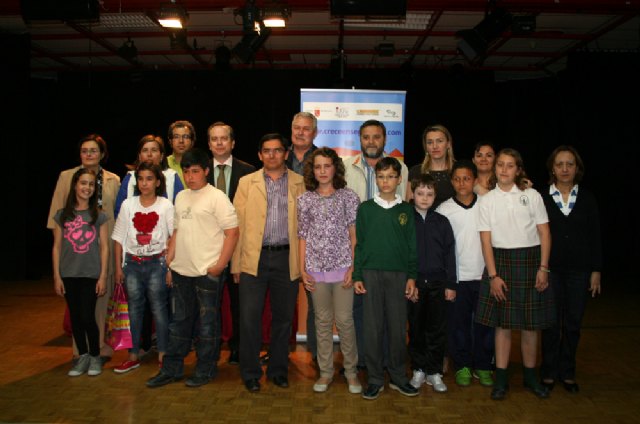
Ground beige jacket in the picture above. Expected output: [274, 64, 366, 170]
[343, 153, 409, 202]
[231, 170, 305, 281]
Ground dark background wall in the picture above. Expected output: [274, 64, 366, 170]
[6, 40, 638, 284]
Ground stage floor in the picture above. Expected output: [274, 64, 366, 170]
[1, 277, 639, 423]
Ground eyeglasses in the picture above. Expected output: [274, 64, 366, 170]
[80, 148, 99, 155]
[172, 134, 192, 140]
[261, 148, 285, 156]
[375, 175, 399, 181]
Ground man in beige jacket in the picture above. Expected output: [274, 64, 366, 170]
[232, 133, 305, 393]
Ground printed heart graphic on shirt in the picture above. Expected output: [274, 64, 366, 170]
[71, 229, 93, 240]
[132, 211, 159, 246]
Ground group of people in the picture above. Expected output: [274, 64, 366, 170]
[48, 114, 602, 401]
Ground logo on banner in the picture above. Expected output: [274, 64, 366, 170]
[356, 109, 379, 116]
[385, 109, 398, 118]
[314, 109, 321, 117]
[334, 107, 349, 118]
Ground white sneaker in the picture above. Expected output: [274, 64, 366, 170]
[87, 355, 103, 376]
[68, 354, 90, 377]
[426, 373, 448, 393]
[409, 369, 426, 389]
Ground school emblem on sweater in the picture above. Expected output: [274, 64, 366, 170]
[519, 195, 529, 206]
[398, 212, 408, 226]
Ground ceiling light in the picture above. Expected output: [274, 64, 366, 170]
[343, 12, 432, 30]
[99, 13, 157, 29]
[261, 5, 289, 28]
[157, 2, 188, 29]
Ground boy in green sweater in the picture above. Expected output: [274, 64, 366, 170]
[354, 157, 419, 400]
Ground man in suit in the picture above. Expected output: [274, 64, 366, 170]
[232, 133, 305, 392]
[206, 121, 256, 365]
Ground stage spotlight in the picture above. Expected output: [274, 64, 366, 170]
[456, 8, 512, 63]
[157, 0, 188, 29]
[117, 37, 138, 62]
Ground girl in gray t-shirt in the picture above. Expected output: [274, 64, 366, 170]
[52, 168, 109, 377]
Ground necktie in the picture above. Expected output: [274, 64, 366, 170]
[217, 164, 226, 194]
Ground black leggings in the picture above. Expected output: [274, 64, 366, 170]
[64, 277, 100, 356]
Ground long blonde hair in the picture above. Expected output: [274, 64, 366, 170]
[420, 124, 455, 173]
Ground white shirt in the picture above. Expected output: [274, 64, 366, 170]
[112, 196, 174, 262]
[437, 196, 484, 282]
[477, 185, 548, 249]
[171, 184, 238, 277]
[373, 193, 402, 209]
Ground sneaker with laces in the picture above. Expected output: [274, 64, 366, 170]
[87, 355, 103, 376]
[455, 367, 472, 386]
[68, 354, 91, 377]
[114, 360, 141, 374]
[426, 373, 448, 393]
[362, 383, 384, 400]
[409, 369, 426, 389]
[474, 369, 494, 387]
[389, 381, 419, 397]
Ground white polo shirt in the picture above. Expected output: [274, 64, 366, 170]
[437, 196, 484, 282]
[477, 185, 548, 249]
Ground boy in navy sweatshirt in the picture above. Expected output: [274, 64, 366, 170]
[408, 174, 456, 393]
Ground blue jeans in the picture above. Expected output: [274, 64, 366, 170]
[162, 271, 223, 379]
[123, 255, 170, 355]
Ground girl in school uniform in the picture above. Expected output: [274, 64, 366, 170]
[52, 168, 109, 377]
[475, 148, 554, 400]
[111, 162, 174, 373]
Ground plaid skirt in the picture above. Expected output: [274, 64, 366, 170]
[475, 246, 555, 330]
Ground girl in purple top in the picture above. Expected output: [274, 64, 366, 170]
[298, 147, 361, 394]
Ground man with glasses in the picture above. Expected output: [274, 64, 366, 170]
[167, 120, 196, 185]
[206, 121, 255, 365]
[231, 133, 305, 392]
[343, 119, 409, 373]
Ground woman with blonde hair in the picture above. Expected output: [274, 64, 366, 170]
[407, 124, 456, 209]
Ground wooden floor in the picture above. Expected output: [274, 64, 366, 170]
[1, 278, 639, 424]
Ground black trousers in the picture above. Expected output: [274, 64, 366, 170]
[408, 279, 447, 375]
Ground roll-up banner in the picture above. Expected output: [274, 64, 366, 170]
[300, 88, 407, 160]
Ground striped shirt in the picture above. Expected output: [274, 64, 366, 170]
[263, 170, 289, 246]
[550, 183, 578, 216]
[363, 159, 377, 200]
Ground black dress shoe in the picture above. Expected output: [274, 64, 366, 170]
[272, 375, 289, 388]
[490, 385, 509, 400]
[562, 381, 579, 393]
[146, 372, 182, 388]
[228, 350, 239, 365]
[540, 379, 555, 391]
[185, 375, 212, 388]
[524, 382, 550, 398]
[244, 378, 261, 392]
